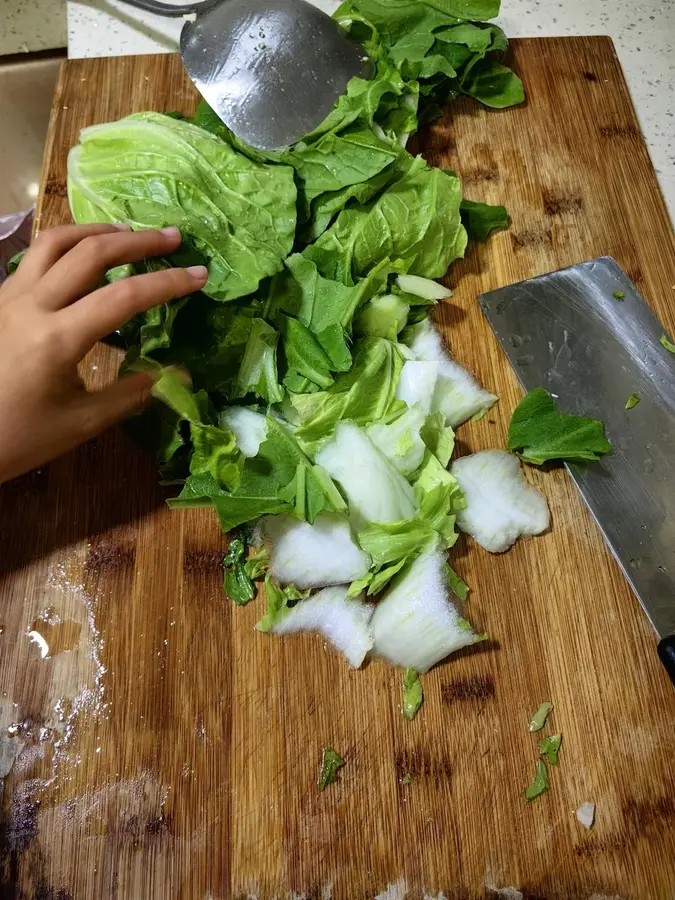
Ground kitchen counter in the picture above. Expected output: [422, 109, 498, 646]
[0, 0, 66, 56]
[66, 0, 675, 221]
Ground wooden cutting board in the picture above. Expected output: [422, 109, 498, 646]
[1, 36, 674, 900]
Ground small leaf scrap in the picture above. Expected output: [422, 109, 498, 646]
[318, 747, 345, 791]
[525, 759, 549, 801]
[539, 733, 562, 765]
[528, 701, 553, 733]
[402, 667, 424, 720]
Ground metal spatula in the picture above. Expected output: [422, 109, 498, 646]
[480, 257, 675, 685]
[117, 0, 371, 150]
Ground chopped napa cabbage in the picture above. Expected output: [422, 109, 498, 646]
[403, 319, 497, 426]
[371, 546, 484, 672]
[528, 701, 553, 732]
[450, 450, 549, 553]
[576, 802, 595, 829]
[259, 512, 370, 589]
[318, 747, 345, 791]
[315, 421, 417, 526]
[366, 406, 426, 476]
[260, 584, 375, 668]
[395, 360, 440, 415]
[539, 733, 562, 765]
[402, 667, 424, 719]
[525, 759, 549, 801]
[396, 274, 452, 301]
[354, 293, 410, 339]
[219, 407, 268, 458]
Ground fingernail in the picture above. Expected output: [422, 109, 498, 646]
[112, 222, 131, 230]
[185, 265, 208, 281]
[160, 226, 181, 239]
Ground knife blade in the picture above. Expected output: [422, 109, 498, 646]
[479, 257, 675, 684]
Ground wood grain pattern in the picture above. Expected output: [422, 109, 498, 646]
[1, 37, 675, 900]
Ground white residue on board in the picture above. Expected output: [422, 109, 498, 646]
[375, 879, 408, 900]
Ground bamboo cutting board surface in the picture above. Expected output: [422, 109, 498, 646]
[1, 36, 675, 900]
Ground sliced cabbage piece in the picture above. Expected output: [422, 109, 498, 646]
[371, 546, 483, 672]
[450, 450, 549, 553]
[395, 360, 439, 415]
[354, 293, 410, 339]
[403, 319, 497, 426]
[219, 407, 267, 458]
[259, 512, 370, 589]
[397, 274, 452, 301]
[263, 585, 375, 668]
[315, 421, 417, 527]
[367, 407, 426, 476]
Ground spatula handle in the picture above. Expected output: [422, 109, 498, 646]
[115, 0, 213, 17]
[657, 636, 675, 686]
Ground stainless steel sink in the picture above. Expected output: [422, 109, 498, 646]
[0, 49, 65, 215]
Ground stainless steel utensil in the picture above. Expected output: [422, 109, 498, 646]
[116, 0, 370, 150]
[480, 257, 675, 685]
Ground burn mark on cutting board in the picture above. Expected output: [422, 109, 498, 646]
[543, 192, 584, 216]
[623, 794, 675, 832]
[43, 181, 67, 197]
[183, 547, 224, 573]
[582, 70, 598, 81]
[441, 676, 495, 703]
[511, 229, 553, 251]
[394, 748, 453, 780]
[575, 794, 675, 859]
[462, 168, 499, 184]
[84, 541, 135, 572]
[600, 123, 638, 138]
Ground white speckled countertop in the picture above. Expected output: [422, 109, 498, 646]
[0, 0, 67, 55]
[64, 0, 675, 219]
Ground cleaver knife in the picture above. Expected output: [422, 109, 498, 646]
[479, 257, 675, 685]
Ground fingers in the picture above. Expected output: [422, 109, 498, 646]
[65, 264, 208, 356]
[79, 371, 158, 438]
[36, 226, 185, 309]
[8, 222, 131, 290]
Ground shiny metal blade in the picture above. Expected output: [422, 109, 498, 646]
[480, 257, 675, 640]
[180, 0, 371, 150]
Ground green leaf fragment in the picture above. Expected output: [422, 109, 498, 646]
[244, 547, 269, 580]
[508, 388, 612, 465]
[402, 773, 412, 785]
[318, 747, 345, 791]
[612, 290, 624, 300]
[223, 534, 255, 605]
[402, 667, 424, 720]
[625, 393, 640, 410]
[528, 701, 553, 733]
[460, 199, 509, 242]
[256, 575, 310, 632]
[660, 334, 675, 354]
[539, 733, 562, 766]
[525, 759, 549, 801]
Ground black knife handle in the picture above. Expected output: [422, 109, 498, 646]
[657, 636, 675, 686]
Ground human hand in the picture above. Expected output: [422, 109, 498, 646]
[0, 223, 207, 484]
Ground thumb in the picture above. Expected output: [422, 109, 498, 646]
[81, 371, 157, 436]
